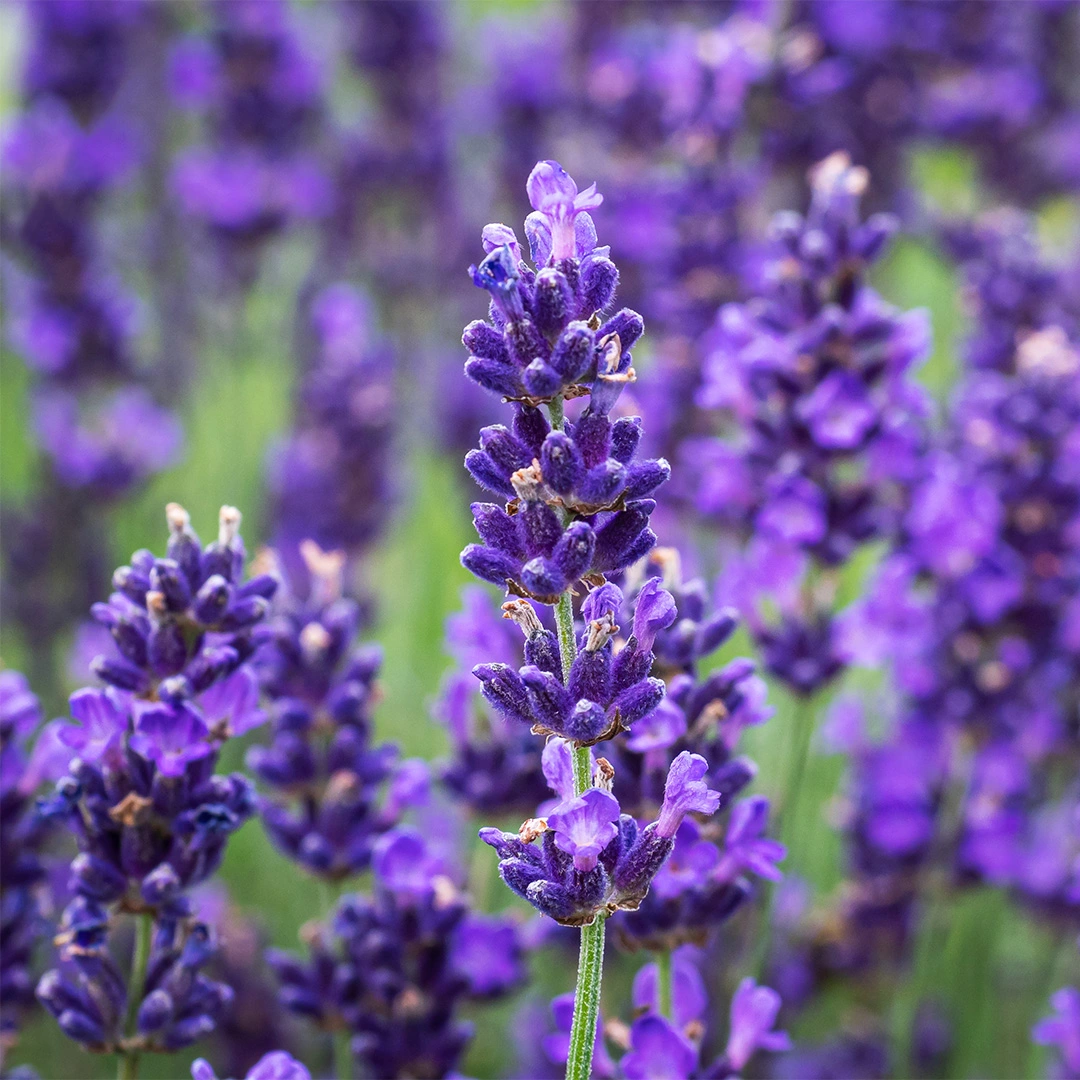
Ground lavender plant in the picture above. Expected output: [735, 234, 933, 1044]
[33, 505, 273, 1076]
[460, 160, 786, 1080]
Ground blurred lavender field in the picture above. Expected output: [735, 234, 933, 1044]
[1, 2, 1078, 1079]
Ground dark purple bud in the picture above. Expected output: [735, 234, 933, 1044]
[92, 656, 150, 693]
[609, 416, 642, 463]
[465, 356, 523, 397]
[521, 557, 564, 597]
[165, 505, 203, 590]
[141, 863, 182, 906]
[56, 1007, 107, 1046]
[550, 324, 593, 381]
[69, 854, 126, 902]
[566, 700, 607, 742]
[597, 308, 644, 352]
[512, 404, 550, 456]
[713, 756, 758, 800]
[623, 459, 670, 500]
[113, 565, 150, 605]
[217, 596, 270, 632]
[506, 318, 547, 369]
[534, 269, 573, 337]
[163, 1014, 216, 1050]
[474, 664, 533, 727]
[521, 665, 572, 731]
[524, 628, 562, 679]
[111, 615, 149, 669]
[611, 638, 654, 693]
[480, 425, 530, 475]
[137, 989, 173, 1034]
[150, 560, 191, 612]
[500, 858, 549, 900]
[572, 412, 611, 467]
[540, 432, 584, 495]
[611, 677, 665, 727]
[462, 545, 519, 587]
[471, 502, 525, 559]
[465, 450, 514, 497]
[581, 257, 619, 314]
[697, 608, 739, 655]
[192, 575, 230, 625]
[182, 646, 239, 695]
[613, 822, 673, 903]
[550, 522, 595, 586]
[856, 212, 898, 260]
[519, 501, 562, 558]
[236, 573, 277, 600]
[471, 245, 526, 322]
[463, 319, 510, 362]
[569, 648, 611, 705]
[522, 358, 563, 398]
[148, 622, 187, 678]
[592, 502, 655, 574]
[578, 462, 627, 507]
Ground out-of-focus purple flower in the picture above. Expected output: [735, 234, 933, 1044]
[449, 913, 526, 997]
[58, 688, 129, 765]
[715, 796, 786, 883]
[632, 946, 707, 1028]
[722, 978, 791, 1074]
[541, 991, 616, 1078]
[622, 1014, 698, 1080]
[1032, 987, 1080, 1078]
[33, 388, 182, 497]
[269, 828, 521, 1078]
[191, 1050, 312, 1080]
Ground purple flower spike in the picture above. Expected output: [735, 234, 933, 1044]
[1032, 987, 1080, 1076]
[60, 688, 130, 765]
[724, 978, 791, 1072]
[631, 577, 678, 653]
[129, 702, 212, 777]
[525, 160, 603, 264]
[548, 788, 620, 872]
[622, 1014, 698, 1080]
[656, 752, 721, 838]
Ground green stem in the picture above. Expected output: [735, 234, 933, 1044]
[655, 950, 673, 1019]
[778, 694, 815, 850]
[566, 914, 607, 1080]
[118, 913, 153, 1080]
[546, 464, 607, 1080]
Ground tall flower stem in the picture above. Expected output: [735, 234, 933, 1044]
[567, 914, 607, 1080]
[778, 694, 815, 851]
[545, 406, 607, 1078]
[118, 913, 152, 1080]
[656, 949, 673, 1019]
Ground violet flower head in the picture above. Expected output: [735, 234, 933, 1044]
[248, 542, 406, 881]
[89, 503, 276, 702]
[268, 828, 521, 1078]
[434, 587, 549, 814]
[479, 751, 722, 926]
[471, 583, 667, 745]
